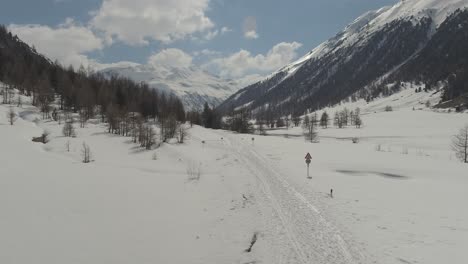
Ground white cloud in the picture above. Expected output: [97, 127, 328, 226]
[148, 48, 193, 68]
[243, 16, 259, 39]
[244, 30, 259, 39]
[204, 30, 219, 40]
[236, 74, 264, 87]
[193, 49, 221, 57]
[9, 21, 103, 68]
[206, 42, 303, 78]
[90, 0, 214, 45]
[198, 26, 232, 41]
[221, 26, 232, 34]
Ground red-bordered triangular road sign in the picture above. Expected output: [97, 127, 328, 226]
[305, 153, 312, 160]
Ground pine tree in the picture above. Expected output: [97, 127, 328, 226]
[320, 111, 329, 128]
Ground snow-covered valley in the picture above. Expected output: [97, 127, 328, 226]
[1, 87, 467, 264]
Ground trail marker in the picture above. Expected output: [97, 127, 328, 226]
[305, 152, 312, 178]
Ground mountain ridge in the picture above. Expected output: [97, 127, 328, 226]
[100, 63, 246, 111]
[218, 0, 468, 117]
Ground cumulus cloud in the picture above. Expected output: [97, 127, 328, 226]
[236, 74, 264, 87]
[221, 26, 232, 34]
[243, 16, 259, 39]
[204, 30, 219, 40]
[9, 21, 103, 68]
[148, 48, 193, 68]
[244, 30, 259, 39]
[193, 49, 221, 57]
[90, 0, 214, 45]
[207, 42, 302, 78]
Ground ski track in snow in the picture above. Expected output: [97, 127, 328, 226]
[214, 131, 368, 264]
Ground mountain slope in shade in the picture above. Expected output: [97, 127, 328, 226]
[218, 0, 468, 116]
[100, 64, 245, 111]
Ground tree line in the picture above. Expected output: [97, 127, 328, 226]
[0, 25, 185, 133]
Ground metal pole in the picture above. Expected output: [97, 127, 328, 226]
[307, 163, 310, 178]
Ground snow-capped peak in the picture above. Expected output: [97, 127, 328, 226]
[264, 0, 468, 84]
[371, 0, 468, 28]
[100, 63, 244, 110]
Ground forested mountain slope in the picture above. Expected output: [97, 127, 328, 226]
[218, 0, 468, 117]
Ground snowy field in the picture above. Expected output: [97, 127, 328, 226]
[1, 87, 467, 264]
[0, 95, 268, 264]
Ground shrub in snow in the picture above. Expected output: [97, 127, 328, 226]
[385, 106, 393, 112]
[452, 124, 468, 163]
[32, 131, 50, 144]
[402, 146, 409, 155]
[63, 119, 76, 137]
[352, 137, 359, 144]
[187, 161, 202, 181]
[177, 123, 188, 143]
[81, 142, 92, 163]
[375, 144, 382, 152]
[7, 106, 16, 125]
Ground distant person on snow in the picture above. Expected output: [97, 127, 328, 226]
[330, 189, 333, 198]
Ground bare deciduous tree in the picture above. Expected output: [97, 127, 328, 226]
[292, 114, 301, 127]
[303, 114, 318, 143]
[8, 106, 16, 125]
[139, 124, 158, 150]
[256, 119, 267, 136]
[161, 115, 178, 142]
[177, 123, 188, 143]
[65, 140, 71, 152]
[79, 109, 88, 128]
[62, 119, 76, 137]
[16, 95, 22, 107]
[452, 124, 468, 163]
[81, 142, 92, 163]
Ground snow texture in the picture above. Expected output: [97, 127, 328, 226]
[1, 83, 468, 263]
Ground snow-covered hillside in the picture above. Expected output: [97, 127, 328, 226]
[254, 91, 468, 264]
[100, 64, 242, 111]
[219, 0, 468, 116]
[1, 87, 467, 264]
[265, 0, 468, 83]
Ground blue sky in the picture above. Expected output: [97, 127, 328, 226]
[1, 0, 397, 80]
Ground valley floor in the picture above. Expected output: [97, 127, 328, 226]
[1, 89, 467, 264]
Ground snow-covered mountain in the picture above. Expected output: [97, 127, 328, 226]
[100, 63, 242, 111]
[218, 0, 468, 116]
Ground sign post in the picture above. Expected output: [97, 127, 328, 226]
[305, 152, 312, 179]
